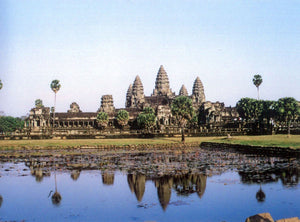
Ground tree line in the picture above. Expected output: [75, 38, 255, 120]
[0, 116, 24, 133]
[236, 97, 299, 134]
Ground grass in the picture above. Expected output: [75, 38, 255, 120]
[205, 134, 300, 149]
[0, 135, 299, 150]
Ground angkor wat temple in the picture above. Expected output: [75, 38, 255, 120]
[26, 65, 239, 137]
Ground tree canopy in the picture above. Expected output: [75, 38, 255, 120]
[0, 116, 24, 133]
[236, 98, 263, 121]
[276, 97, 299, 122]
[50, 80, 61, 94]
[97, 112, 109, 128]
[35, 99, 44, 108]
[171, 96, 194, 142]
[252, 74, 263, 100]
[116, 110, 129, 128]
[171, 96, 194, 126]
[137, 107, 156, 131]
[0, 79, 3, 90]
[276, 97, 299, 135]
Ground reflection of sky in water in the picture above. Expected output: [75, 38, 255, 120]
[0, 163, 299, 222]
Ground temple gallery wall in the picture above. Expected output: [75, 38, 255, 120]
[24, 65, 240, 138]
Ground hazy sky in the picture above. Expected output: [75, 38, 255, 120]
[1, 0, 299, 117]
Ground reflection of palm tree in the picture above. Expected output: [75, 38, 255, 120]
[127, 174, 146, 202]
[173, 174, 193, 196]
[0, 195, 3, 208]
[156, 176, 173, 211]
[256, 185, 266, 202]
[51, 172, 62, 206]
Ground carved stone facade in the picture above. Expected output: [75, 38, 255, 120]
[125, 76, 145, 109]
[98, 95, 115, 114]
[179, 85, 188, 96]
[27, 107, 51, 129]
[191, 77, 205, 108]
[152, 65, 175, 97]
[25, 65, 238, 135]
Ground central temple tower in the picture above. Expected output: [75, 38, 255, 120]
[152, 65, 174, 97]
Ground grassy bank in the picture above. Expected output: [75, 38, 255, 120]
[208, 135, 300, 149]
[0, 135, 299, 151]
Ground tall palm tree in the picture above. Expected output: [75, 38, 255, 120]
[51, 172, 62, 205]
[252, 74, 263, 100]
[50, 80, 61, 128]
[0, 79, 3, 90]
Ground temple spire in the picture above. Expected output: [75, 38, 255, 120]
[129, 75, 145, 108]
[179, 85, 188, 96]
[152, 65, 174, 97]
[132, 75, 144, 97]
[125, 84, 133, 108]
[192, 77, 205, 105]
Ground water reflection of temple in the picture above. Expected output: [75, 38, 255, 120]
[126, 173, 207, 211]
[71, 170, 81, 181]
[26, 162, 51, 182]
[102, 171, 115, 186]
[127, 174, 146, 202]
[172, 174, 207, 199]
[154, 176, 173, 211]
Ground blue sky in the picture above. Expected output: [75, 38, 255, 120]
[0, 0, 299, 117]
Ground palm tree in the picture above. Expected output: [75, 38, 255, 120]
[35, 99, 44, 108]
[252, 74, 263, 100]
[50, 80, 61, 128]
[0, 79, 3, 90]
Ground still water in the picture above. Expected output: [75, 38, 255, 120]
[0, 147, 299, 222]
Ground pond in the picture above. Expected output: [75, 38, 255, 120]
[0, 147, 299, 222]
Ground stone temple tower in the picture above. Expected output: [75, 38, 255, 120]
[191, 77, 205, 106]
[98, 95, 115, 114]
[179, 85, 188, 96]
[125, 84, 133, 108]
[152, 65, 174, 97]
[125, 75, 145, 108]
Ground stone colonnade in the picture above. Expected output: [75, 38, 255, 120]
[53, 119, 97, 128]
